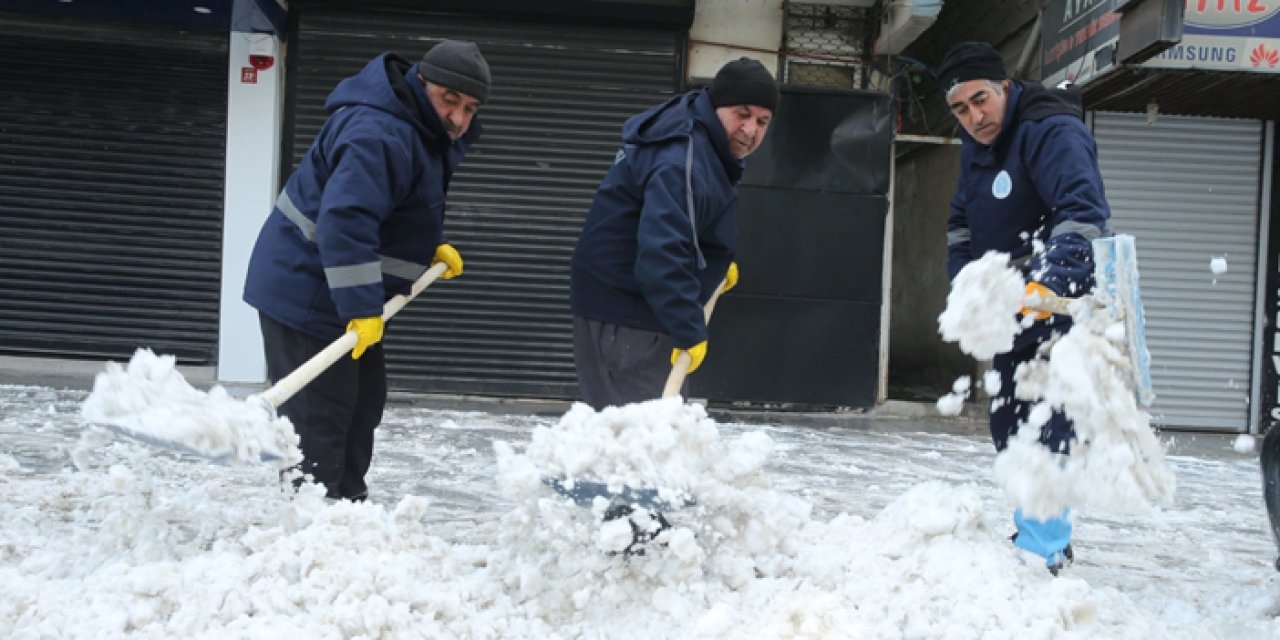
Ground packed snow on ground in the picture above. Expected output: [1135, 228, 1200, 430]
[0, 383, 1277, 638]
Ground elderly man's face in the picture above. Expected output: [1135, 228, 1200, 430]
[420, 76, 481, 140]
[947, 79, 1010, 146]
[716, 104, 773, 159]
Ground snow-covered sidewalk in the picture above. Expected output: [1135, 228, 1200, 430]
[1, 383, 1276, 638]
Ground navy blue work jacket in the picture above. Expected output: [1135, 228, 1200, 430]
[244, 53, 478, 339]
[570, 89, 743, 348]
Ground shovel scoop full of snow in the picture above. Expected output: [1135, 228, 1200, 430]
[80, 262, 451, 466]
[81, 349, 298, 465]
[938, 236, 1153, 407]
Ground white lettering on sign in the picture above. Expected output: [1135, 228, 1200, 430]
[1185, 0, 1280, 28]
[1062, 0, 1110, 28]
[1158, 43, 1240, 60]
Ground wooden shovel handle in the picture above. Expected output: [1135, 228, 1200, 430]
[1023, 289, 1075, 316]
[661, 278, 729, 399]
[258, 261, 450, 409]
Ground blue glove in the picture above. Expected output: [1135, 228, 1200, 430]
[1013, 508, 1073, 570]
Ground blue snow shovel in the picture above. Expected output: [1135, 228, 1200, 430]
[1023, 234, 1154, 407]
[1090, 235, 1154, 407]
[543, 277, 729, 522]
[92, 262, 451, 465]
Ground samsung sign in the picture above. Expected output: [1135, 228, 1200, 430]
[1148, 0, 1280, 71]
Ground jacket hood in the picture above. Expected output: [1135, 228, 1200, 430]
[1016, 80, 1084, 123]
[326, 53, 480, 150]
[622, 91, 695, 145]
[622, 89, 741, 181]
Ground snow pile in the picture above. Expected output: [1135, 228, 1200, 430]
[495, 398, 798, 563]
[484, 399, 1166, 636]
[0, 474, 542, 638]
[938, 253, 1175, 518]
[0, 388, 1248, 638]
[81, 349, 298, 466]
[998, 309, 1176, 517]
[0, 455, 1173, 639]
[938, 251, 1026, 360]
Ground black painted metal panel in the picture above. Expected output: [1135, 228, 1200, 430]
[692, 87, 892, 408]
[0, 19, 227, 362]
[743, 88, 893, 195]
[694, 297, 882, 407]
[733, 189, 886, 301]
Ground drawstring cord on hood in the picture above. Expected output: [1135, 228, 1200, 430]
[685, 140, 707, 270]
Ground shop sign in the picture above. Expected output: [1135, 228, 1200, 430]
[1147, 1, 1280, 71]
[1042, 0, 1122, 86]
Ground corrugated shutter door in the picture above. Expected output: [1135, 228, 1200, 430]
[293, 9, 679, 398]
[1094, 112, 1262, 431]
[0, 20, 228, 363]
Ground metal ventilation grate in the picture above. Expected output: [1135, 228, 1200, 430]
[783, 3, 873, 88]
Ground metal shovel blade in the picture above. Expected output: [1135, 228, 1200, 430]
[95, 422, 284, 464]
[90, 394, 285, 465]
[542, 476, 695, 512]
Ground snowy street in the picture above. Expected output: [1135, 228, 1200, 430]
[1, 382, 1278, 639]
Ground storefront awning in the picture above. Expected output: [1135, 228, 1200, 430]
[1084, 65, 1280, 120]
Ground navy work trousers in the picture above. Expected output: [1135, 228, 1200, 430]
[259, 313, 386, 500]
[573, 315, 686, 411]
[989, 321, 1076, 454]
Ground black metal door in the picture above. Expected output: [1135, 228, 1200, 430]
[292, 8, 681, 398]
[0, 19, 228, 362]
[692, 87, 894, 408]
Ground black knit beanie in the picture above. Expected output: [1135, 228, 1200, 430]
[708, 57, 779, 112]
[421, 40, 491, 104]
[936, 42, 1007, 93]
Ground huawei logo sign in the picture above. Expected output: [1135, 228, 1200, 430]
[1250, 44, 1280, 68]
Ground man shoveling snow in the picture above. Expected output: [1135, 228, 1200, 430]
[935, 42, 1173, 574]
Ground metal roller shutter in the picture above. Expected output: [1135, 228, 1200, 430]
[1094, 112, 1262, 431]
[0, 18, 228, 363]
[292, 9, 681, 398]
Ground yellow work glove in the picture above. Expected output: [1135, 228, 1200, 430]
[1020, 282, 1053, 321]
[433, 243, 463, 279]
[671, 340, 709, 374]
[724, 261, 739, 293]
[346, 316, 384, 360]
